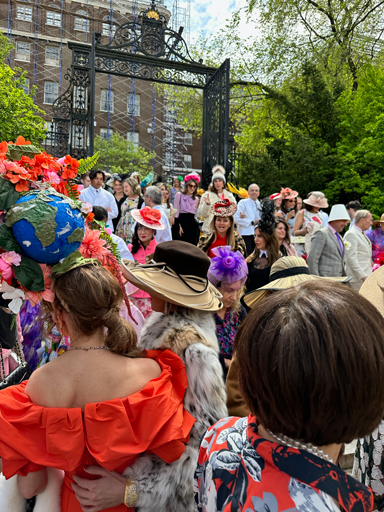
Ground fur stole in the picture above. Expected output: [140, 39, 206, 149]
[124, 308, 228, 512]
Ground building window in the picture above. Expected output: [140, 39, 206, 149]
[46, 11, 61, 26]
[17, 6, 32, 21]
[127, 132, 139, 147]
[184, 131, 193, 145]
[44, 82, 59, 104]
[127, 93, 140, 116]
[184, 154, 192, 168]
[100, 89, 114, 112]
[15, 42, 31, 62]
[45, 46, 60, 66]
[102, 16, 116, 37]
[75, 10, 89, 32]
[20, 77, 29, 95]
[100, 128, 113, 140]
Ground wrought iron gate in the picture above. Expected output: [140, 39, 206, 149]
[44, 1, 230, 184]
[201, 59, 230, 189]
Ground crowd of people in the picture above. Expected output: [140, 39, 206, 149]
[1, 163, 384, 512]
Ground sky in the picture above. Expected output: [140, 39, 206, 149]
[169, 0, 255, 45]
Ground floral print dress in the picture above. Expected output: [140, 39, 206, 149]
[195, 415, 373, 512]
[116, 197, 139, 243]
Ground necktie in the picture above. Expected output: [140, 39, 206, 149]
[335, 232, 344, 255]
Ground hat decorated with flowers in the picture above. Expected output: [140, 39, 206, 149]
[184, 173, 200, 184]
[211, 198, 237, 217]
[131, 207, 165, 230]
[269, 192, 282, 201]
[208, 246, 248, 287]
[280, 187, 298, 200]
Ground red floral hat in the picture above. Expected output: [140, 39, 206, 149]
[131, 207, 165, 230]
[280, 187, 298, 200]
[269, 192, 282, 201]
[211, 198, 237, 217]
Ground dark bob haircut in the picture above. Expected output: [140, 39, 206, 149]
[237, 280, 384, 446]
[89, 169, 105, 181]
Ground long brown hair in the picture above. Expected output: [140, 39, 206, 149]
[209, 215, 236, 249]
[276, 218, 292, 245]
[48, 264, 139, 356]
[182, 178, 198, 200]
[246, 227, 280, 267]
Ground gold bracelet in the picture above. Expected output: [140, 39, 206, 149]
[124, 479, 138, 508]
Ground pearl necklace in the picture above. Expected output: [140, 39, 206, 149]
[267, 429, 332, 462]
[67, 346, 110, 351]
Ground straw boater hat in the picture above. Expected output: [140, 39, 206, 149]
[303, 191, 328, 209]
[121, 241, 223, 311]
[211, 198, 237, 217]
[372, 214, 384, 227]
[328, 204, 350, 222]
[131, 207, 165, 230]
[360, 265, 384, 316]
[242, 256, 351, 309]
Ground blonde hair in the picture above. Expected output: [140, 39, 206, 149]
[50, 265, 139, 356]
[124, 177, 141, 197]
[209, 215, 236, 249]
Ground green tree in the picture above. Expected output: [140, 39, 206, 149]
[94, 132, 156, 175]
[0, 34, 46, 144]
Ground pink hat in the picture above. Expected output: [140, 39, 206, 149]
[280, 187, 298, 200]
[131, 207, 165, 230]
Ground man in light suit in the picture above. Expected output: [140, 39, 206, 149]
[343, 209, 373, 290]
[308, 204, 350, 277]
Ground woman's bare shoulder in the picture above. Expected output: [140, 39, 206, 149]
[128, 357, 161, 380]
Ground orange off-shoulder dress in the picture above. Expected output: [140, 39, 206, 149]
[0, 349, 196, 512]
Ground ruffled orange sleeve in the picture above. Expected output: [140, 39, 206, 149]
[0, 348, 195, 478]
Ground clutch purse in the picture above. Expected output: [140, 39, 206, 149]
[0, 338, 31, 390]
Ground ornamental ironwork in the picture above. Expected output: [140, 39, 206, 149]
[44, 0, 230, 179]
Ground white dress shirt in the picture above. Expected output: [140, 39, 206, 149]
[111, 233, 134, 261]
[136, 203, 172, 243]
[80, 185, 118, 232]
[234, 198, 261, 236]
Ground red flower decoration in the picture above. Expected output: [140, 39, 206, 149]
[312, 216, 321, 224]
[140, 207, 162, 224]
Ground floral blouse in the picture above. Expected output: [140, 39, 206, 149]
[195, 415, 373, 512]
[366, 227, 384, 262]
[214, 309, 239, 360]
[116, 197, 139, 243]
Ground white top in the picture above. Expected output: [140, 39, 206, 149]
[80, 185, 118, 232]
[137, 203, 172, 243]
[111, 233, 134, 262]
[233, 197, 261, 236]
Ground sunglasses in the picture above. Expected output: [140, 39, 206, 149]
[188, 184, 196, 188]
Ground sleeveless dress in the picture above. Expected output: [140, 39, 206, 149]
[295, 210, 324, 256]
[0, 349, 195, 512]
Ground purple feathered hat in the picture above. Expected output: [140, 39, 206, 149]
[208, 246, 248, 287]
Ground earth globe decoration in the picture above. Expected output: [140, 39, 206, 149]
[5, 189, 85, 265]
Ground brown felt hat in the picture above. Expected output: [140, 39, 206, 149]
[121, 241, 223, 311]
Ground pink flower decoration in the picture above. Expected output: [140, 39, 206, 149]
[373, 263, 381, 272]
[0, 161, 7, 175]
[45, 171, 60, 185]
[81, 202, 93, 214]
[312, 216, 321, 224]
[24, 264, 55, 304]
[0, 251, 21, 280]
[79, 227, 109, 262]
[105, 228, 112, 235]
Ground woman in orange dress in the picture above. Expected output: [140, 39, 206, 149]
[0, 261, 194, 512]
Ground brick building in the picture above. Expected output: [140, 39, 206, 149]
[0, 0, 202, 176]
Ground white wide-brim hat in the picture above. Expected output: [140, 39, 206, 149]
[328, 204, 351, 222]
[131, 208, 165, 230]
[360, 265, 384, 316]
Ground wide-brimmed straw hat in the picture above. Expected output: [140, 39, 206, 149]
[211, 198, 237, 217]
[131, 207, 165, 230]
[303, 191, 328, 209]
[360, 265, 384, 315]
[121, 241, 223, 311]
[242, 256, 351, 309]
[372, 214, 384, 227]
